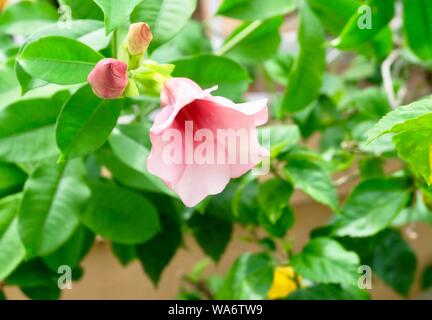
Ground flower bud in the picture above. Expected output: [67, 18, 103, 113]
[87, 58, 128, 99]
[127, 22, 153, 56]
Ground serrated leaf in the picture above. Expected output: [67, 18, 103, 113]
[284, 154, 339, 211]
[332, 178, 410, 237]
[291, 237, 360, 286]
[217, 253, 275, 300]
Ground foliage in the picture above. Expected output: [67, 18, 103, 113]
[0, 0, 431, 301]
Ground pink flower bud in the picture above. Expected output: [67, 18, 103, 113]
[127, 22, 153, 56]
[87, 58, 128, 99]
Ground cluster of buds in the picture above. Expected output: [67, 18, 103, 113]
[87, 23, 174, 100]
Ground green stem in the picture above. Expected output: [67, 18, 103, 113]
[216, 20, 263, 56]
[112, 30, 118, 59]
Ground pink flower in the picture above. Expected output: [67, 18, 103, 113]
[147, 78, 269, 207]
[127, 22, 153, 56]
[87, 58, 128, 99]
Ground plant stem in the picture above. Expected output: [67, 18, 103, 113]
[112, 30, 118, 59]
[216, 20, 263, 56]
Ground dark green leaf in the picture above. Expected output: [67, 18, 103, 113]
[189, 211, 232, 262]
[56, 85, 123, 159]
[81, 182, 160, 244]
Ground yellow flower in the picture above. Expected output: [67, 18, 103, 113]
[268, 266, 301, 300]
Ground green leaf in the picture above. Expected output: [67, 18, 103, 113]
[43, 226, 94, 271]
[307, 0, 359, 35]
[367, 96, 432, 142]
[59, 0, 104, 20]
[217, 0, 296, 20]
[260, 125, 300, 157]
[0, 94, 67, 162]
[334, 0, 395, 49]
[18, 160, 90, 258]
[367, 98, 432, 184]
[81, 182, 160, 244]
[258, 178, 293, 223]
[332, 178, 411, 237]
[217, 253, 274, 300]
[402, 0, 432, 61]
[151, 21, 212, 63]
[189, 211, 232, 262]
[422, 265, 432, 290]
[56, 85, 123, 159]
[112, 243, 137, 266]
[0, 162, 27, 197]
[281, 1, 325, 114]
[96, 146, 163, 192]
[291, 237, 360, 286]
[21, 285, 61, 300]
[340, 229, 417, 296]
[288, 284, 370, 300]
[258, 206, 295, 238]
[0, 1, 58, 36]
[232, 178, 260, 225]
[108, 127, 175, 195]
[94, 0, 143, 33]
[136, 195, 182, 285]
[172, 54, 251, 101]
[131, 0, 197, 49]
[284, 154, 339, 211]
[18, 36, 104, 85]
[0, 195, 25, 281]
[223, 17, 283, 62]
[25, 20, 110, 52]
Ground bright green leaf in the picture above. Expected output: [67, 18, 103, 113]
[217, 0, 296, 20]
[81, 182, 160, 245]
[291, 237, 360, 286]
[18, 160, 90, 258]
[18, 36, 103, 85]
[56, 85, 123, 159]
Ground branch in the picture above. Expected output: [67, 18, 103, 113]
[381, 50, 401, 108]
[183, 277, 214, 300]
[216, 20, 263, 56]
